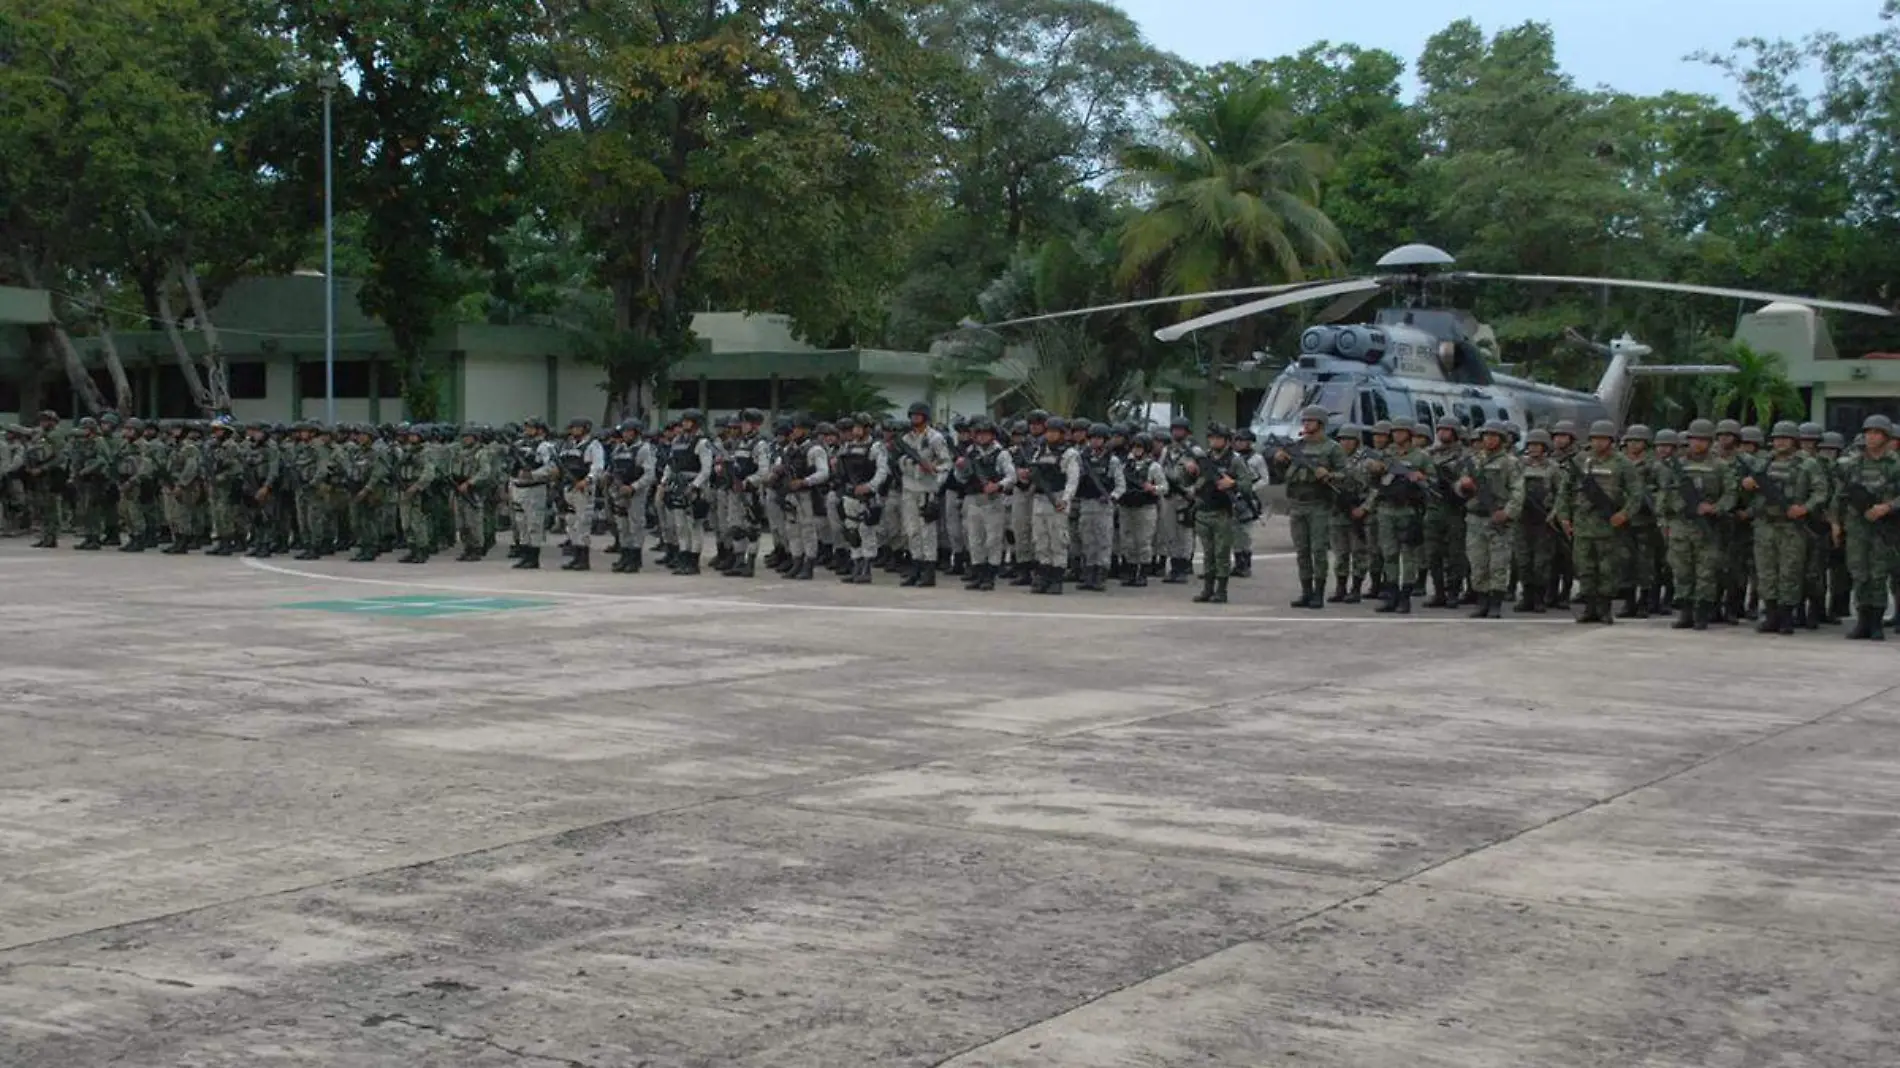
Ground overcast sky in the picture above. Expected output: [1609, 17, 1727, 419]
[1114, 0, 1891, 99]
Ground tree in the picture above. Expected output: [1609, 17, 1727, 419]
[1697, 338, 1805, 424]
[1117, 77, 1346, 366]
[267, 0, 538, 420]
[883, 0, 1180, 350]
[527, 0, 959, 417]
[793, 372, 894, 421]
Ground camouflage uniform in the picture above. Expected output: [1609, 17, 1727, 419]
[1559, 421, 1641, 624]
[1457, 421, 1525, 617]
[1326, 426, 1371, 602]
[1272, 405, 1345, 609]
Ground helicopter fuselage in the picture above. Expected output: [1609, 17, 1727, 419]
[1248, 308, 1609, 485]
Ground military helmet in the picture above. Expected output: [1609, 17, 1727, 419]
[1822, 431, 1846, 448]
[1654, 428, 1679, 446]
[816, 421, 838, 436]
[740, 408, 765, 424]
[1027, 409, 1050, 424]
[1087, 422, 1110, 439]
[721, 414, 741, 428]
[1370, 419, 1393, 435]
[522, 416, 547, 431]
[1111, 422, 1133, 438]
[1435, 416, 1460, 432]
[772, 417, 793, 434]
[1008, 419, 1028, 435]
[907, 401, 930, 418]
[1739, 425, 1764, 444]
[970, 417, 994, 434]
[1525, 428, 1553, 447]
[1390, 416, 1416, 433]
[1300, 405, 1329, 424]
[951, 415, 970, 432]
[1169, 415, 1190, 431]
[1864, 414, 1894, 434]
[1235, 427, 1257, 442]
[679, 408, 705, 424]
[1621, 423, 1652, 442]
[37, 409, 59, 422]
[793, 413, 816, 429]
[78, 416, 98, 429]
[1769, 420, 1801, 439]
[1551, 419, 1577, 437]
[1044, 416, 1068, 432]
[123, 417, 145, 431]
[1587, 419, 1617, 439]
[1337, 424, 1362, 440]
[1685, 418, 1717, 439]
[1480, 419, 1506, 436]
[1130, 432, 1154, 449]
[1715, 418, 1742, 437]
[1798, 421, 1823, 440]
[567, 416, 592, 431]
[835, 415, 858, 431]
[1206, 422, 1232, 439]
[618, 418, 645, 434]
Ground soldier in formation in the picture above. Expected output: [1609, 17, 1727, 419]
[9, 408, 1900, 631]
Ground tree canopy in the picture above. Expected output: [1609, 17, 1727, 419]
[2, 2, 1894, 419]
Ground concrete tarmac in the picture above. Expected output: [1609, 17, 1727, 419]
[1, 527, 1897, 1067]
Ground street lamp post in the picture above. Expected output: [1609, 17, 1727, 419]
[318, 70, 339, 426]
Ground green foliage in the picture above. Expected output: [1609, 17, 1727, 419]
[792, 371, 894, 422]
[1694, 338, 1806, 425]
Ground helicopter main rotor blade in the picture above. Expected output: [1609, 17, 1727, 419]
[1316, 285, 1385, 323]
[1458, 273, 1893, 317]
[965, 281, 1334, 331]
[1155, 278, 1386, 342]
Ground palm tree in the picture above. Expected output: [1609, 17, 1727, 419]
[1696, 338, 1806, 425]
[793, 371, 893, 422]
[1117, 79, 1348, 347]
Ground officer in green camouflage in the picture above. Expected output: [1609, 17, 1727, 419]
[1547, 419, 1581, 607]
[1326, 424, 1371, 603]
[1456, 420, 1524, 618]
[395, 426, 440, 563]
[1617, 424, 1661, 619]
[449, 425, 498, 561]
[1651, 427, 1680, 608]
[1795, 422, 1831, 627]
[112, 419, 155, 551]
[1513, 429, 1560, 613]
[1744, 421, 1827, 635]
[1834, 414, 1900, 640]
[1658, 419, 1735, 630]
[1271, 405, 1344, 609]
[1184, 423, 1254, 605]
[1819, 430, 1851, 622]
[1362, 419, 1393, 593]
[1423, 417, 1469, 606]
[1560, 420, 1640, 624]
[1365, 416, 1435, 614]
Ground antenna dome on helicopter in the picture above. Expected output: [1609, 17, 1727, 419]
[1375, 244, 1456, 269]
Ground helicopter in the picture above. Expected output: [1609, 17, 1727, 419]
[970, 243, 1892, 449]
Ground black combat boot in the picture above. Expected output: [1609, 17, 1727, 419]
[1460, 583, 1482, 606]
[1778, 604, 1795, 635]
[734, 555, 756, 578]
[1327, 577, 1348, 603]
[1806, 595, 1823, 630]
[1847, 605, 1873, 640]
[1789, 600, 1807, 628]
[1394, 587, 1412, 614]
[1345, 577, 1363, 604]
[1617, 590, 1640, 619]
[561, 546, 589, 571]
[1671, 603, 1695, 629]
[512, 546, 540, 569]
[1232, 552, 1252, 578]
[899, 559, 922, 587]
[790, 555, 812, 580]
[979, 564, 997, 591]
[1014, 563, 1037, 588]
[1193, 573, 1217, 603]
[624, 547, 642, 573]
[1213, 576, 1229, 603]
[1869, 606, 1887, 641]
[1044, 564, 1064, 595]
[507, 544, 525, 559]
[1167, 557, 1191, 584]
[1575, 597, 1602, 624]
[1693, 602, 1711, 630]
[1291, 578, 1313, 609]
[1598, 597, 1615, 624]
[1645, 587, 1663, 618]
[860, 558, 877, 584]
[918, 563, 938, 588]
[162, 537, 189, 555]
[950, 551, 968, 577]
[1513, 587, 1536, 612]
[1469, 593, 1494, 619]
[1422, 568, 1447, 607]
[1757, 602, 1780, 634]
[1131, 566, 1148, 588]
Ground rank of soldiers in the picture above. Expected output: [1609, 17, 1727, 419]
[4, 403, 1899, 636]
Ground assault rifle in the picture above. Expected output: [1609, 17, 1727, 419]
[888, 431, 946, 521]
[1676, 470, 1716, 536]
[1574, 466, 1620, 522]
[1279, 441, 1338, 500]
[1842, 481, 1900, 543]
[1462, 459, 1499, 521]
[1754, 466, 1830, 536]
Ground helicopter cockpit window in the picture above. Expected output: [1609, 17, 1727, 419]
[1261, 377, 1355, 427]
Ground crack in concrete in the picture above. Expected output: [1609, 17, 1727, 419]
[356, 1010, 604, 1067]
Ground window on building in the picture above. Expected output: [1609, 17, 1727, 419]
[706, 378, 775, 410]
[1415, 400, 1433, 424]
[227, 361, 267, 399]
[298, 359, 371, 400]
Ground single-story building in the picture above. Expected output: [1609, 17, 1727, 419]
[1739, 302, 1900, 436]
[0, 274, 1005, 426]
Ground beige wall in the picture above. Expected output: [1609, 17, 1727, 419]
[553, 356, 610, 423]
[227, 360, 296, 424]
[465, 352, 549, 425]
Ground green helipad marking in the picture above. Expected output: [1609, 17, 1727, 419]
[282, 594, 553, 617]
